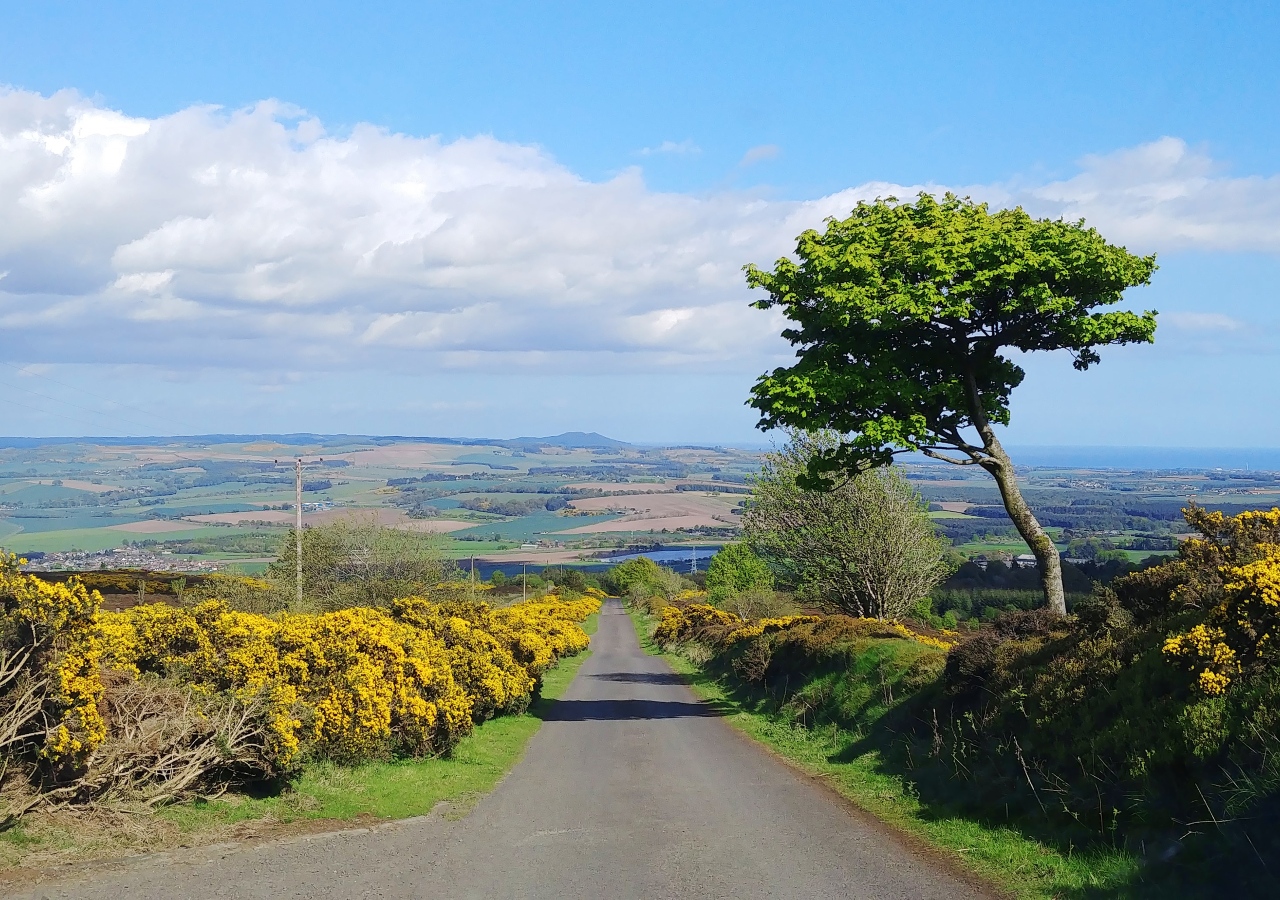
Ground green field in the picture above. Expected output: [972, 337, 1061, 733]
[6, 526, 231, 554]
[4, 437, 1278, 572]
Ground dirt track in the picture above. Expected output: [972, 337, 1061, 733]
[7, 600, 993, 899]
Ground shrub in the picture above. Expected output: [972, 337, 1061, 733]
[2, 572, 600, 826]
[639, 506, 1280, 884]
[743, 436, 947, 619]
[705, 543, 773, 604]
[604, 557, 664, 597]
[1, 557, 106, 774]
[1163, 508, 1280, 694]
[719, 588, 797, 620]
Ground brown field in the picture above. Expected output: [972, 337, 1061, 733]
[330, 443, 489, 468]
[566, 482, 674, 492]
[183, 510, 294, 525]
[937, 501, 971, 513]
[554, 491, 741, 534]
[107, 520, 206, 534]
[393, 519, 475, 534]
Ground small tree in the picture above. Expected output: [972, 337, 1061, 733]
[705, 543, 773, 604]
[742, 432, 947, 620]
[604, 556, 665, 597]
[746, 194, 1157, 615]
[267, 518, 454, 611]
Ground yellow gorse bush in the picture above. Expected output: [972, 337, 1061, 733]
[653, 603, 743, 646]
[725, 615, 823, 643]
[1162, 508, 1280, 694]
[0, 557, 107, 766]
[100, 590, 598, 766]
[6, 560, 598, 773]
[653, 599, 957, 653]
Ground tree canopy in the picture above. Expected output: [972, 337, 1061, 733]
[705, 542, 773, 604]
[746, 194, 1157, 615]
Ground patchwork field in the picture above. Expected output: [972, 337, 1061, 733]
[0, 435, 763, 569]
[556, 490, 742, 534]
[5, 435, 1278, 572]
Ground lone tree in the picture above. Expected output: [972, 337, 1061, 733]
[746, 194, 1157, 615]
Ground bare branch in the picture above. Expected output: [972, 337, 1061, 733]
[921, 448, 980, 466]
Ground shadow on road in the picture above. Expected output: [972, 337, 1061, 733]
[539, 698, 723, 722]
[590, 671, 687, 685]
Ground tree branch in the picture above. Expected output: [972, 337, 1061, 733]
[920, 448, 980, 466]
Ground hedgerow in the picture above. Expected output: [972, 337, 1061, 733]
[0, 557, 599, 826]
[638, 507, 1280, 891]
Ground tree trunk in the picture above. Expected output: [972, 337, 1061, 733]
[962, 369, 1067, 616]
[982, 448, 1067, 617]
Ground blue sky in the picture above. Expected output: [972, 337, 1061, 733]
[0, 1, 1278, 446]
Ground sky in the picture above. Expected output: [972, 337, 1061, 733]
[0, 1, 1278, 447]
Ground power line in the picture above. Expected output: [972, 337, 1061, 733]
[0, 377, 164, 435]
[0, 362, 192, 434]
[0, 393, 118, 430]
[0, 361, 186, 430]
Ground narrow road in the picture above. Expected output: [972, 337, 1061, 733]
[11, 600, 991, 899]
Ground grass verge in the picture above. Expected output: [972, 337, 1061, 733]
[0, 612, 599, 876]
[624, 605, 1149, 900]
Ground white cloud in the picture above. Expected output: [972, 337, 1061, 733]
[1007, 137, 1280, 253]
[637, 139, 700, 156]
[739, 144, 780, 166]
[2, 90, 1280, 381]
[1163, 311, 1246, 332]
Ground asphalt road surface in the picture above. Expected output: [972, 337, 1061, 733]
[10, 599, 992, 899]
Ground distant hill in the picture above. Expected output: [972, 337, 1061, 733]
[511, 432, 631, 450]
[0, 431, 633, 452]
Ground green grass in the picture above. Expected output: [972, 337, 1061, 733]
[954, 539, 1036, 555]
[0, 612, 599, 872]
[446, 540, 521, 556]
[3, 526, 231, 554]
[217, 561, 271, 575]
[623, 606, 1145, 900]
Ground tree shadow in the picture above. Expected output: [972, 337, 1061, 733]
[538, 697, 724, 722]
[590, 671, 687, 685]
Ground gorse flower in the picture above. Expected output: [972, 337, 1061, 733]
[652, 600, 956, 653]
[1162, 508, 1280, 694]
[0, 556, 106, 766]
[4, 559, 599, 773]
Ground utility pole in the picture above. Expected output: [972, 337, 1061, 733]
[522, 562, 527, 602]
[295, 457, 303, 606]
[690, 545, 698, 575]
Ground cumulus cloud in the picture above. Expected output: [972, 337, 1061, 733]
[1, 89, 1278, 378]
[1008, 137, 1280, 253]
